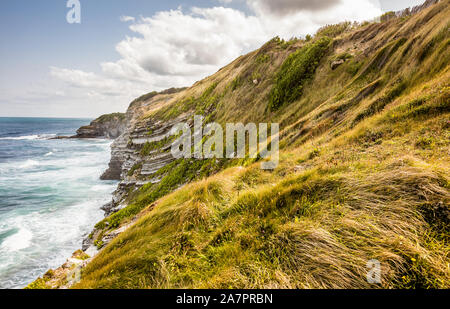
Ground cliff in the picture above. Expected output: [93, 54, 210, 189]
[30, 0, 449, 289]
[75, 113, 126, 139]
[100, 89, 186, 181]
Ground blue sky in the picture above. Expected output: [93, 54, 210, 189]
[0, 0, 425, 118]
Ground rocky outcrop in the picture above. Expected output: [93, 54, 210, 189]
[100, 114, 190, 213]
[100, 132, 130, 180]
[25, 249, 93, 289]
[331, 59, 345, 70]
[100, 88, 188, 204]
[99, 89, 186, 180]
[75, 113, 126, 139]
[82, 88, 190, 251]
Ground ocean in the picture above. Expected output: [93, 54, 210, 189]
[0, 117, 117, 289]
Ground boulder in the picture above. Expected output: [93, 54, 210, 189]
[331, 59, 345, 70]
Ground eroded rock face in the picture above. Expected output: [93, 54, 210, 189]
[100, 114, 190, 210]
[100, 88, 189, 210]
[75, 113, 126, 139]
[100, 132, 130, 180]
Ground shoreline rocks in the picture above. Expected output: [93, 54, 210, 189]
[50, 113, 126, 140]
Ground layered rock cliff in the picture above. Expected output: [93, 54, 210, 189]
[100, 88, 187, 183]
[75, 113, 126, 139]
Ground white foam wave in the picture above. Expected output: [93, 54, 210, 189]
[18, 160, 40, 169]
[0, 134, 56, 141]
[0, 135, 39, 141]
[1, 228, 33, 252]
[90, 184, 112, 192]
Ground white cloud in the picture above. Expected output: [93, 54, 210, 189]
[247, 0, 343, 16]
[251, 0, 383, 38]
[50, 1, 383, 113]
[120, 15, 136, 23]
[104, 7, 265, 79]
[50, 66, 151, 98]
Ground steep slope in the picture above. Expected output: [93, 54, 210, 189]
[33, 0, 449, 289]
[75, 113, 126, 139]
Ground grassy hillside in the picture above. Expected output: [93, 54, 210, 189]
[62, 1, 450, 289]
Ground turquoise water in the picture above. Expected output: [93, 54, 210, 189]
[0, 118, 117, 289]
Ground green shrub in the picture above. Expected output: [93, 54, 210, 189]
[272, 36, 299, 49]
[385, 90, 449, 123]
[255, 54, 270, 64]
[269, 37, 332, 111]
[94, 112, 125, 123]
[94, 239, 104, 249]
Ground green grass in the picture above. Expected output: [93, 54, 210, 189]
[96, 158, 232, 230]
[127, 163, 142, 177]
[139, 136, 176, 156]
[353, 79, 408, 125]
[418, 23, 450, 63]
[356, 38, 408, 81]
[93, 112, 125, 123]
[380, 11, 396, 22]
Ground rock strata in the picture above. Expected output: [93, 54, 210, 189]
[75, 113, 126, 139]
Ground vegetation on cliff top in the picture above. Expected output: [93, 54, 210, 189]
[93, 112, 125, 124]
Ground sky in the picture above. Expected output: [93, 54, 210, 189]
[0, 0, 426, 118]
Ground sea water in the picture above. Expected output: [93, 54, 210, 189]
[0, 117, 117, 289]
